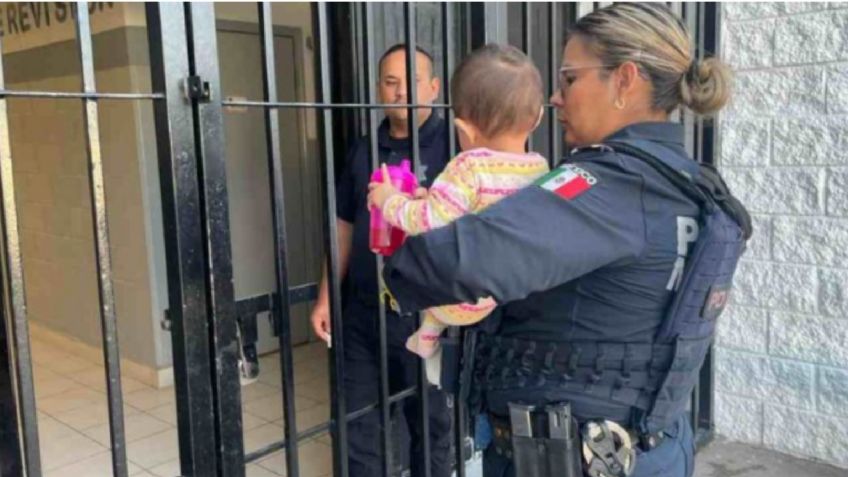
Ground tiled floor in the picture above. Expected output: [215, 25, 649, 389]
[31, 336, 333, 476]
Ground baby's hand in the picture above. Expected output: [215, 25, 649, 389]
[413, 187, 428, 199]
[368, 164, 400, 209]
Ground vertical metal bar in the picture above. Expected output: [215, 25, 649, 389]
[146, 4, 219, 476]
[522, 2, 534, 152]
[694, 2, 706, 164]
[440, 4, 467, 476]
[403, 6, 432, 477]
[696, 2, 720, 448]
[183, 4, 244, 475]
[690, 379, 701, 437]
[681, 2, 696, 150]
[352, 5, 367, 130]
[463, 3, 473, 54]
[0, 21, 41, 477]
[442, 4, 457, 161]
[315, 4, 349, 477]
[0, 293, 23, 477]
[361, 4, 393, 476]
[548, 2, 560, 166]
[574, 2, 595, 20]
[257, 3, 299, 476]
[74, 3, 128, 475]
[482, 3, 509, 44]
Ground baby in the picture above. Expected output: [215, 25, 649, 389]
[368, 44, 549, 359]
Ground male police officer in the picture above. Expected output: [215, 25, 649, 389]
[310, 44, 452, 477]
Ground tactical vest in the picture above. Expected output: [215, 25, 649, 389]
[464, 139, 752, 433]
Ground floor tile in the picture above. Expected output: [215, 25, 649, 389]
[297, 404, 329, 431]
[273, 404, 329, 432]
[44, 450, 141, 477]
[147, 457, 180, 477]
[241, 381, 283, 404]
[145, 402, 176, 426]
[38, 414, 78, 446]
[244, 422, 286, 453]
[247, 463, 283, 476]
[123, 386, 175, 411]
[294, 362, 328, 386]
[291, 342, 327, 365]
[50, 401, 140, 430]
[243, 409, 269, 431]
[244, 393, 320, 422]
[257, 440, 333, 477]
[40, 433, 107, 471]
[37, 387, 106, 415]
[67, 367, 151, 394]
[294, 377, 329, 404]
[82, 412, 173, 447]
[125, 428, 180, 469]
[33, 366, 84, 399]
[258, 369, 283, 387]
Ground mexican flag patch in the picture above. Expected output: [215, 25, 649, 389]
[537, 164, 597, 200]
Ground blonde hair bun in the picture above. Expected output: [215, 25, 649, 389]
[680, 57, 733, 116]
[573, 3, 733, 116]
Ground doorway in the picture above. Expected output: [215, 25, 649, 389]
[217, 21, 322, 352]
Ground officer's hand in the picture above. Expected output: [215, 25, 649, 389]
[310, 303, 331, 344]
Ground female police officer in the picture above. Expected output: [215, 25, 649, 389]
[382, 4, 748, 477]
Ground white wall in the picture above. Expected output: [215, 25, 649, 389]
[716, 2, 848, 469]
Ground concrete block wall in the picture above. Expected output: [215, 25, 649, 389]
[716, 2, 848, 468]
[6, 25, 161, 371]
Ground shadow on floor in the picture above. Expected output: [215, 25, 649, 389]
[694, 437, 845, 477]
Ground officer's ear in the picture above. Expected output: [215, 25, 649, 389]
[532, 105, 545, 131]
[454, 118, 479, 145]
[614, 61, 640, 99]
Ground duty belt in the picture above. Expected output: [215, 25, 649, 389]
[473, 335, 676, 410]
[490, 414, 666, 456]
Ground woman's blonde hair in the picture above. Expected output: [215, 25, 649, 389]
[571, 3, 732, 115]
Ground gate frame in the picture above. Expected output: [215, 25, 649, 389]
[0, 3, 720, 476]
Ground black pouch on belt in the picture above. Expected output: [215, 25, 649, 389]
[508, 402, 582, 477]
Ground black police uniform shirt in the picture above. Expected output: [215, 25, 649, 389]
[383, 122, 701, 420]
[336, 113, 450, 309]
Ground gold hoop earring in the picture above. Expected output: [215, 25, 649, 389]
[614, 98, 626, 110]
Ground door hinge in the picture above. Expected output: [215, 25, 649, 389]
[183, 75, 212, 102]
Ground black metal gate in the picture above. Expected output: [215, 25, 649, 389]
[0, 3, 719, 476]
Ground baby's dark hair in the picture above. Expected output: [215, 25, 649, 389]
[451, 44, 544, 138]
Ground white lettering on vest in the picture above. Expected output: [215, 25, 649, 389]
[666, 216, 699, 291]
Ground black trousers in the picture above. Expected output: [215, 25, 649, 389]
[342, 300, 452, 477]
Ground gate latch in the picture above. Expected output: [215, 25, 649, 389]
[160, 308, 172, 332]
[183, 75, 212, 102]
